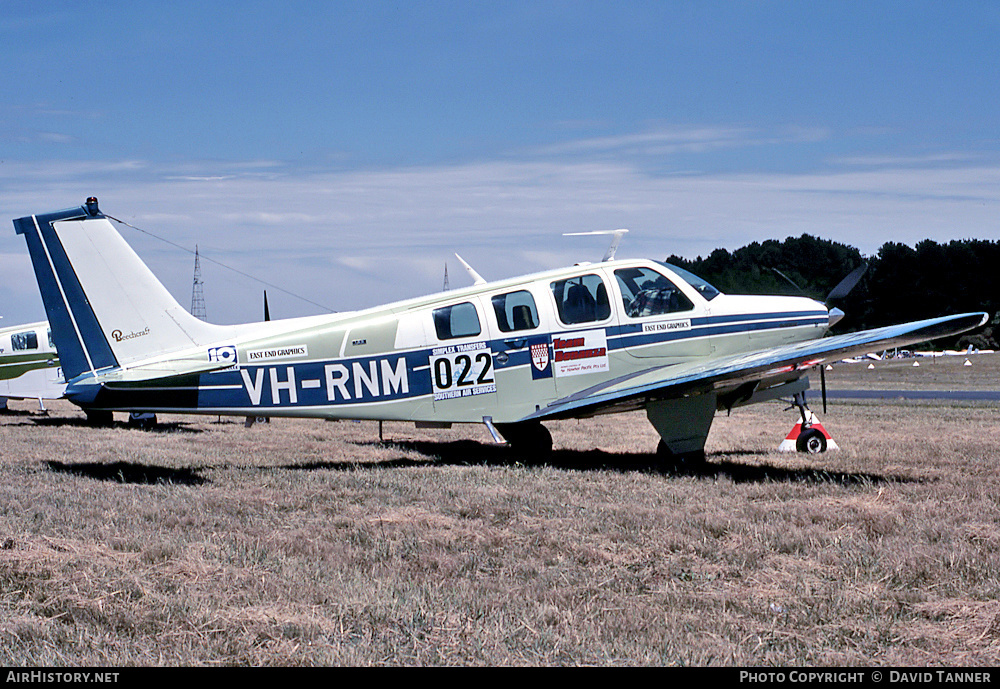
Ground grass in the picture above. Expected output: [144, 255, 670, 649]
[823, 349, 1000, 391]
[1, 356, 999, 666]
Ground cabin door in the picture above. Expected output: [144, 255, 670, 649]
[546, 271, 620, 398]
[428, 297, 498, 418]
[486, 287, 558, 417]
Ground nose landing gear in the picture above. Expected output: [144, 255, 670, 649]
[779, 391, 838, 454]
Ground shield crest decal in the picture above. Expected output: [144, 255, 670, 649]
[527, 336, 553, 379]
[531, 342, 550, 372]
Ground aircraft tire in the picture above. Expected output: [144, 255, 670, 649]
[497, 421, 552, 459]
[796, 428, 827, 454]
[85, 410, 114, 427]
[656, 440, 706, 470]
[127, 412, 158, 431]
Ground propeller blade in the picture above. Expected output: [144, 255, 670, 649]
[771, 268, 806, 295]
[826, 263, 868, 302]
[820, 365, 828, 414]
[264, 290, 270, 322]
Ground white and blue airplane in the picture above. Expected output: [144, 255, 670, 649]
[0, 318, 64, 411]
[12, 198, 988, 463]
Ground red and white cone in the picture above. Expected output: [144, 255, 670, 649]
[778, 411, 839, 453]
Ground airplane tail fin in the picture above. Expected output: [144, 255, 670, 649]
[14, 198, 226, 382]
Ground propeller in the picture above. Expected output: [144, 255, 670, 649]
[825, 263, 867, 328]
[820, 263, 868, 411]
[772, 263, 867, 328]
[771, 262, 867, 302]
[826, 263, 868, 301]
[772, 263, 868, 414]
[264, 290, 270, 321]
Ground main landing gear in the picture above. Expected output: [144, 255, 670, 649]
[84, 410, 158, 430]
[656, 440, 707, 470]
[647, 394, 716, 470]
[127, 412, 158, 430]
[85, 410, 114, 427]
[494, 421, 553, 460]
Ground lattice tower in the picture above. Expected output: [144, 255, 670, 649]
[190, 245, 207, 320]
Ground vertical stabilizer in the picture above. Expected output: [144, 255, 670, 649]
[14, 200, 225, 381]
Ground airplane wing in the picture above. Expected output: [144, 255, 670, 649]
[522, 312, 989, 422]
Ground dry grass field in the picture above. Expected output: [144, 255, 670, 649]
[823, 349, 1000, 391]
[1, 353, 999, 666]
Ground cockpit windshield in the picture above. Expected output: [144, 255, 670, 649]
[658, 262, 721, 301]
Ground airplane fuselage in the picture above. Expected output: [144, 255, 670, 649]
[63, 259, 830, 424]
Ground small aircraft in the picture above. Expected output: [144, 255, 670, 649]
[0, 318, 64, 411]
[12, 199, 988, 463]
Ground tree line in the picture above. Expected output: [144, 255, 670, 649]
[666, 234, 999, 349]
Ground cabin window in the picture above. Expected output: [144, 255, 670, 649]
[433, 302, 482, 340]
[491, 290, 539, 332]
[551, 274, 611, 325]
[47, 328, 55, 349]
[614, 267, 694, 318]
[11, 331, 39, 351]
[659, 262, 720, 301]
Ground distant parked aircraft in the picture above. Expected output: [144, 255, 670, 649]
[0, 319, 63, 410]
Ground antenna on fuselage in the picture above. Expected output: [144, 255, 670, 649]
[564, 229, 629, 262]
[455, 253, 486, 286]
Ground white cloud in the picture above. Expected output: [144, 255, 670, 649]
[533, 125, 832, 158]
[831, 152, 983, 167]
[535, 125, 757, 156]
[2, 153, 998, 326]
[37, 132, 74, 144]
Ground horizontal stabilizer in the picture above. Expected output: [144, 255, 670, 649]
[96, 358, 237, 387]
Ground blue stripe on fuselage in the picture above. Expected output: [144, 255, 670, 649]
[609, 312, 827, 350]
[68, 309, 826, 411]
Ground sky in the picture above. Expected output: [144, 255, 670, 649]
[2, 1, 999, 325]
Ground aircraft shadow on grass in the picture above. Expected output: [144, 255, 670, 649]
[37, 438, 922, 488]
[45, 460, 207, 486]
[0, 407, 43, 418]
[32, 418, 206, 486]
[28, 416, 204, 434]
[340, 438, 922, 486]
